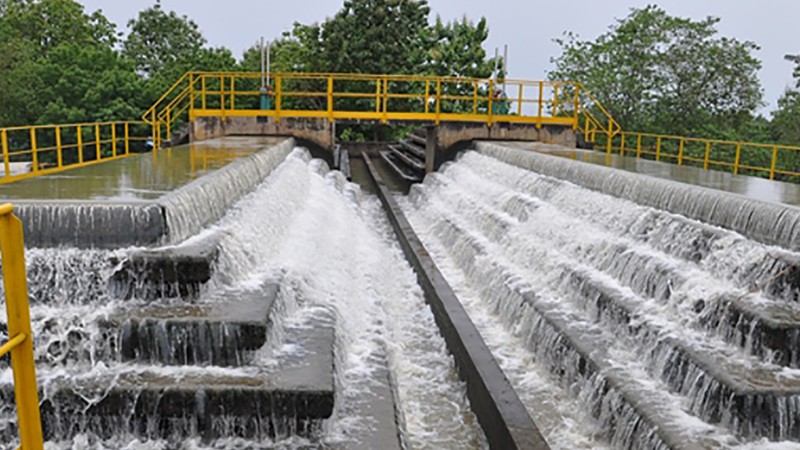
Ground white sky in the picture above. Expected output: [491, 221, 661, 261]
[76, 0, 799, 115]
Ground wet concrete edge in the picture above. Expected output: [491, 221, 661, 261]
[361, 152, 550, 450]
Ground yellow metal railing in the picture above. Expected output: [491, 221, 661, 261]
[0, 121, 150, 184]
[143, 72, 609, 149]
[0, 203, 43, 449]
[597, 131, 800, 181]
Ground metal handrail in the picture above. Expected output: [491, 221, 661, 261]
[0, 203, 43, 450]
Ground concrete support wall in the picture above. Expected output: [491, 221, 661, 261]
[434, 122, 576, 151]
[193, 116, 334, 150]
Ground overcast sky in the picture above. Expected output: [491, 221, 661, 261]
[76, 0, 799, 115]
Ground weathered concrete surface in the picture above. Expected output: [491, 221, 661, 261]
[108, 232, 221, 300]
[193, 116, 334, 150]
[362, 152, 549, 450]
[99, 283, 280, 366]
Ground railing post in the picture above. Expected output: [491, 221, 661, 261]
[230, 76, 236, 110]
[572, 84, 580, 130]
[201, 75, 207, 110]
[655, 136, 661, 161]
[95, 123, 101, 160]
[55, 126, 63, 168]
[29, 129, 38, 174]
[734, 143, 742, 175]
[77, 125, 83, 164]
[275, 75, 282, 122]
[2, 128, 9, 177]
[619, 133, 626, 157]
[771, 145, 779, 180]
[382, 77, 389, 123]
[327, 76, 334, 122]
[375, 78, 382, 114]
[487, 79, 494, 127]
[606, 120, 614, 155]
[0, 204, 44, 450]
[472, 81, 478, 115]
[678, 139, 684, 166]
[537, 82, 544, 129]
[435, 79, 442, 125]
[111, 123, 117, 158]
[636, 134, 642, 158]
[518, 83, 524, 117]
[703, 141, 711, 170]
[424, 80, 430, 115]
[553, 84, 560, 117]
[219, 75, 225, 113]
[124, 122, 130, 155]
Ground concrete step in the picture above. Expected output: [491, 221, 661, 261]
[379, 151, 423, 182]
[2, 307, 336, 444]
[407, 132, 427, 147]
[388, 144, 425, 171]
[399, 139, 426, 159]
[97, 282, 280, 366]
[109, 233, 221, 300]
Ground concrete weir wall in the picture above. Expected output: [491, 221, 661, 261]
[193, 116, 333, 150]
[17, 138, 295, 249]
[476, 141, 800, 251]
[362, 153, 549, 450]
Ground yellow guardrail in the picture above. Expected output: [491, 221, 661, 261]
[0, 203, 43, 450]
[596, 131, 800, 181]
[0, 121, 150, 185]
[143, 72, 616, 150]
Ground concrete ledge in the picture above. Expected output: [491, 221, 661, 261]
[361, 153, 549, 450]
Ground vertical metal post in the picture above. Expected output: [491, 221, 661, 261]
[29, 129, 37, 174]
[770, 145, 779, 180]
[375, 79, 382, 114]
[275, 75, 282, 122]
[77, 126, 83, 164]
[553, 84, 560, 117]
[424, 81, 430, 114]
[111, 123, 117, 158]
[572, 84, 580, 130]
[124, 122, 130, 155]
[734, 143, 742, 175]
[435, 79, 442, 125]
[382, 77, 389, 123]
[201, 75, 207, 110]
[678, 139, 685, 166]
[517, 83, 524, 116]
[619, 134, 626, 157]
[219, 75, 225, 112]
[230, 77, 236, 110]
[703, 141, 711, 170]
[0, 205, 44, 450]
[606, 120, 614, 155]
[472, 82, 478, 115]
[55, 126, 63, 168]
[95, 123, 101, 160]
[636, 134, 642, 158]
[327, 76, 334, 122]
[655, 136, 661, 161]
[487, 80, 494, 127]
[537, 82, 544, 128]
[2, 129, 9, 177]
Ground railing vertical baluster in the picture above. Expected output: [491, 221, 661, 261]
[231, 76, 236, 111]
[619, 133, 626, 157]
[656, 136, 662, 161]
[77, 125, 83, 164]
[537, 82, 544, 129]
[0, 204, 43, 450]
[678, 139, 684, 166]
[734, 143, 742, 175]
[637, 134, 642, 158]
[201, 75, 207, 110]
[124, 122, 130, 155]
[275, 75, 282, 121]
[424, 80, 430, 115]
[704, 141, 711, 170]
[518, 83, 524, 117]
[435, 79, 442, 125]
[572, 84, 579, 130]
[55, 126, 63, 168]
[111, 123, 117, 158]
[327, 76, 334, 122]
[472, 81, 478, 115]
[771, 145, 779, 180]
[30, 128, 38, 174]
[2, 129, 9, 178]
[95, 123, 101, 160]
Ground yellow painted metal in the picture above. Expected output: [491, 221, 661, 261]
[124, 123, 130, 155]
[55, 126, 63, 168]
[637, 134, 642, 158]
[111, 124, 117, 158]
[328, 76, 334, 122]
[656, 136, 662, 161]
[734, 143, 742, 175]
[537, 82, 544, 129]
[29, 129, 37, 174]
[678, 139, 685, 166]
[2, 129, 9, 177]
[94, 123, 101, 161]
[771, 146, 779, 180]
[0, 204, 44, 450]
[619, 134, 626, 157]
[0, 332, 25, 358]
[704, 141, 711, 170]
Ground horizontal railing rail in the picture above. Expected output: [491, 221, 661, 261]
[599, 131, 800, 181]
[0, 203, 43, 449]
[0, 121, 150, 184]
[144, 72, 595, 150]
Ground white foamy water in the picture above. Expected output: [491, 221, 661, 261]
[3, 148, 484, 449]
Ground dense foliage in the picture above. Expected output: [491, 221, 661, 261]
[550, 5, 764, 139]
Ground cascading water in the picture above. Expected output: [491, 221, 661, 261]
[401, 147, 800, 449]
[0, 145, 484, 449]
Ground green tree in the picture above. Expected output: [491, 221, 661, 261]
[550, 5, 763, 137]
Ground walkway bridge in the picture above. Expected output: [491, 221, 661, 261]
[3, 72, 800, 450]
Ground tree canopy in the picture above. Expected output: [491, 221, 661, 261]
[549, 6, 763, 138]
